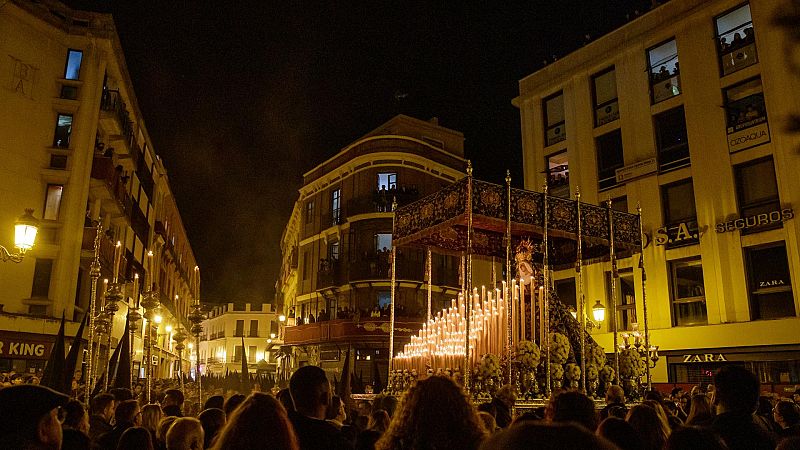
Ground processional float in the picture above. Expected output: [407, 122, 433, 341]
[385, 163, 653, 402]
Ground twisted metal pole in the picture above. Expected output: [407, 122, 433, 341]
[388, 197, 398, 383]
[576, 188, 586, 392]
[85, 222, 102, 402]
[505, 170, 513, 386]
[637, 203, 652, 391]
[543, 184, 551, 397]
[464, 162, 473, 392]
[608, 199, 620, 384]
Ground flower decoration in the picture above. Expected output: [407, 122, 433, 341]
[516, 340, 541, 371]
[549, 332, 570, 365]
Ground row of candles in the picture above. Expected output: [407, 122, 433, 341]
[393, 279, 546, 374]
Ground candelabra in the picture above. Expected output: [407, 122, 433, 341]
[127, 306, 142, 389]
[187, 302, 206, 402]
[172, 326, 188, 392]
[140, 287, 160, 403]
[618, 324, 660, 392]
[91, 310, 110, 392]
[102, 282, 123, 391]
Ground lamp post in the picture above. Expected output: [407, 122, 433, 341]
[1, 209, 39, 263]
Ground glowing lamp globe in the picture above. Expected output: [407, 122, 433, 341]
[14, 209, 39, 253]
[592, 300, 606, 323]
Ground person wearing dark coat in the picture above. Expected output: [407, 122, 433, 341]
[710, 366, 777, 450]
[93, 400, 140, 450]
[288, 366, 353, 450]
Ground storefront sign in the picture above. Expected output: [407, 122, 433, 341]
[0, 338, 52, 360]
[654, 221, 699, 248]
[616, 157, 657, 184]
[728, 122, 770, 153]
[682, 353, 728, 363]
[715, 208, 793, 233]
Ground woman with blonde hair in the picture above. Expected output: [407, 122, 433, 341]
[686, 394, 715, 427]
[376, 376, 487, 450]
[211, 392, 299, 450]
[627, 404, 671, 450]
[140, 403, 163, 444]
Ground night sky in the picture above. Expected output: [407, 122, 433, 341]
[68, 0, 654, 303]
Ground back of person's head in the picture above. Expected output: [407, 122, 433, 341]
[376, 376, 487, 450]
[211, 392, 298, 450]
[277, 388, 294, 412]
[606, 385, 625, 404]
[776, 400, 800, 426]
[642, 400, 671, 429]
[166, 417, 204, 450]
[596, 417, 643, 450]
[203, 395, 224, 411]
[626, 404, 670, 450]
[664, 425, 727, 450]
[289, 365, 330, 416]
[479, 411, 498, 433]
[157, 416, 178, 445]
[198, 408, 225, 449]
[686, 394, 713, 424]
[223, 394, 246, 416]
[115, 399, 140, 425]
[549, 391, 599, 431]
[90, 393, 114, 416]
[713, 365, 760, 413]
[481, 422, 617, 450]
[62, 399, 86, 429]
[110, 387, 134, 402]
[368, 409, 391, 433]
[644, 389, 664, 403]
[164, 389, 185, 407]
[117, 426, 155, 450]
[141, 404, 163, 434]
[513, 411, 544, 425]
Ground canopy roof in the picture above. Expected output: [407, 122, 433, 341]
[393, 177, 642, 268]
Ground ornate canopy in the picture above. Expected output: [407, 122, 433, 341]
[393, 177, 642, 268]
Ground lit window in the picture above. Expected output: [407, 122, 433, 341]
[43, 184, 64, 220]
[53, 114, 73, 148]
[64, 49, 83, 80]
[331, 188, 341, 225]
[669, 258, 708, 326]
[648, 39, 681, 103]
[715, 3, 757, 76]
[377, 173, 397, 190]
[746, 243, 795, 320]
[329, 241, 339, 261]
[595, 129, 624, 191]
[375, 233, 392, 252]
[546, 151, 569, 198]
[724, 77, 769, 153]
[592, 67, 619, 127]
[543, 92, 566, 146]
[305, 201, 314, 224]
[654, 106, 690, 172]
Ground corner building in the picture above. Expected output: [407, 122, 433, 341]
[515, 0, 800, 387]
[277, 115, 466, 385]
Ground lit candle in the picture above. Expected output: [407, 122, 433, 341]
[113, 241, 122, 283]
[144, 250, 152, 289]
[102, 279, 108, 303]
[132, 273, 139, 308]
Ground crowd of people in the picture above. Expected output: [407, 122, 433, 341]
[2, 364, 799, 449]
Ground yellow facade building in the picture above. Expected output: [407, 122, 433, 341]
[515, 0, 800, 387]
[0, 0, 199, 380]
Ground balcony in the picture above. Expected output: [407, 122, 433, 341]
[283, 317, 424, 346]
[99, 90, 136, 157]
[89, 156, 128, 218]
[80, 227, 127, 277]
[345, 187, 421, 218]
[317, 259, 342, 289]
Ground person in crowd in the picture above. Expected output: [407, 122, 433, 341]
[372, 394, 399, 419]
[157, 416, 178, 450]
[223, 393, 246, 417]
[478, 412, 498, 433]
[600, 385, 627, 420]
[288, 365, 352, 450]
[327, 396, 347, 428]
[548, 391, 599, 431]
[376, 376, 487, 450]
[110, 388, 133, 402]
[89, 393, 116, 442]
[481, 422, 617, 450]
[643, 399, 677, 430]
[491, 384, 516, 428]
[165, 417, 204, 450]
[162, 389, 185, 417]
[664, 425, 727, 450]
[198, 408, 225, 449]
[141, 404, 164, 445]
[774, 400, 800, 439]
[711, 365, 777, 450]
[596, 417, 643, 450]
[62, 399, 91, 450]
[0, 384, 68, 450]
[626, 404, 670, 450]
[94, 399, 141, 450]
[686, 393, 715, 427]
[211, 392, 299, 450]
[117, 426, 155, 450]
[355, 409, 390, 450]
[202, 395, 225, 411]
[278, 388, 295, 413]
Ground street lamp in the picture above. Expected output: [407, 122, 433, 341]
[1, 209, 39, 263]
[592, 300, 606, 324]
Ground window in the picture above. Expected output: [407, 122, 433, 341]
[331, 188, 341, 225]
[654, 106, 690, 172]
[64, 49, 83, 80]
[233, 303, 246, 311]
[554, 278, 576, 310]
[375, 233, 392, 252]
[305, 200, 314, 224]
[235, 320, 244, 337]
[43, 184, 64, 220]
[746, 243, 794, 320]
[543, 92, 566, 146]
[329, 241, 340, 261]
[31, 259, 54, 298]
[249, 320, 259, 337]
[648, 39, 681, 103]
[669, 258, 708, 326]
[53, 114, 73, 148]
[596, 129, 624, 191]
[661, 179, 699, 248]
[234, 346, 243, 362]
[377, 173, 397, 190]
[249, 346, 257, 363]
[607, 269, 636, 331]
[735, 157, 781, 235]
[724, 77, 769, 152]
[592, 67, 619, 127]
[378, 291, 391, 309]
[611, 196, 628, 213]
[60, 85, 78, 100]
[303, 250, 310, 280]
[546, 151, 569, 198]
[716, 3, 757, 76]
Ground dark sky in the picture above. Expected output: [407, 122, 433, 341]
[69, 0, 653, 303]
